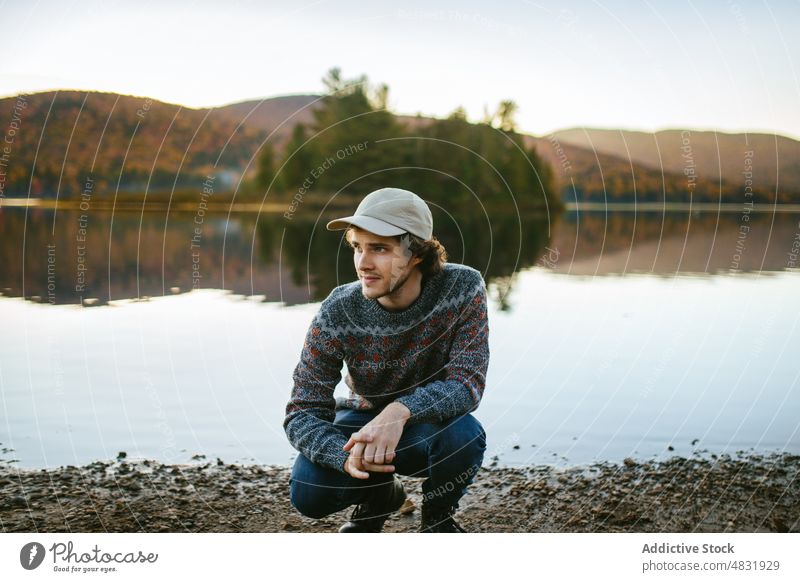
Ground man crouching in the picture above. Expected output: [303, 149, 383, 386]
[284, 187, 489, 533]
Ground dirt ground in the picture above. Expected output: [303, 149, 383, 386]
[1, 451, 797, 533]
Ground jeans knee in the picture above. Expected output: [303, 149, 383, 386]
[434, 414, 486, 462]
[289, 478, 333, 520]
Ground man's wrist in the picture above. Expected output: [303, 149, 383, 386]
[385, 401, 411, 423]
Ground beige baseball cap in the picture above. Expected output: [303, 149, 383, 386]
[326, 187, 433, 240]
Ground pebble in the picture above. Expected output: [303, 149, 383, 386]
[2, 452, 796, 533]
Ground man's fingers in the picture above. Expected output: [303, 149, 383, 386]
[351, 465, 370, 479]
[346, 442, 370, 479]
[361, 461, 395, 473]
[363, 443, 377, 464]
[386, 449, 396, 464]
[347, 446, 393, 477]
[373, 445, 387, 465]
[346, 457, 370, 479]
[351, 431, 374, 443]
[351, 441, 366, 462]
[343, 432, 373, 451]
[350, 443, 366, 472]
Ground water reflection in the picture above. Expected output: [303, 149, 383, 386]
[551, 210, 800, 276]
[1, 207, 798, 309]
[0, 206, 553, 308]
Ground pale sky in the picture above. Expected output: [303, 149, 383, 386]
[1, 0, 799, 139]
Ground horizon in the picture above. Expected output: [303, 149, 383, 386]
[1, 0, 797, 142]
[2, 87, 799, 142]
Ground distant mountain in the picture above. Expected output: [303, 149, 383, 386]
[1, 90, 797, 203]
[550, 127, 800, 200]
[527, 133, 765, 204]
[212, 94, 320, 144]
[0, 90, 276, 197]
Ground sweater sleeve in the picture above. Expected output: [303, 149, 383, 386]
[395, 277, 490, 424]
[283, 308, 350, 472]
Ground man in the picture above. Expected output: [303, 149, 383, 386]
[284, 187, 489, 533]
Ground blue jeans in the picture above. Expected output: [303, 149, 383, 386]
[289, 409, 487, 519]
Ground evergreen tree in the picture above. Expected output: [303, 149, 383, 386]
[255, 71, 559, 210]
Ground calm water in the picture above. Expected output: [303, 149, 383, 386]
[1, 206, 799, 468]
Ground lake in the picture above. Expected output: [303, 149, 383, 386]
[1, 206, 798, 469]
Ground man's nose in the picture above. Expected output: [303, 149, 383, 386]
[357, 250, 373, 270]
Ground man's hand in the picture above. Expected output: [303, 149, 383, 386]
[342, 402, 410, 478]
[343, 439, 394, 479]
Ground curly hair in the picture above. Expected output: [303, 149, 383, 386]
[344, 226, 448, 280]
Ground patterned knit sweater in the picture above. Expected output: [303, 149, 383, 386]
[284, 262, 490, 473]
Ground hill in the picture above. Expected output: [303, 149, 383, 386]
[1, 90, 797, 204]
[550, 127, 800, 200]
[0, 90, 302, 198]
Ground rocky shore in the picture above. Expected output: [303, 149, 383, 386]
[1, 451, 797, 533]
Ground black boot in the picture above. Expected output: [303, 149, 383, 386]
[338, 476, 406, 533]
[420, 503, 467, 532]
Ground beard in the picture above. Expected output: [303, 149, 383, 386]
[387, 266, 413, 295]
[367, 265, 414, 300]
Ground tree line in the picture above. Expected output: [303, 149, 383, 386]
[255, 69, 560, 211]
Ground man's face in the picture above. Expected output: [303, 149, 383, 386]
[348, 227, 422, 300]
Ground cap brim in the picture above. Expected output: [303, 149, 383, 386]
[326, 215, 406, 236]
